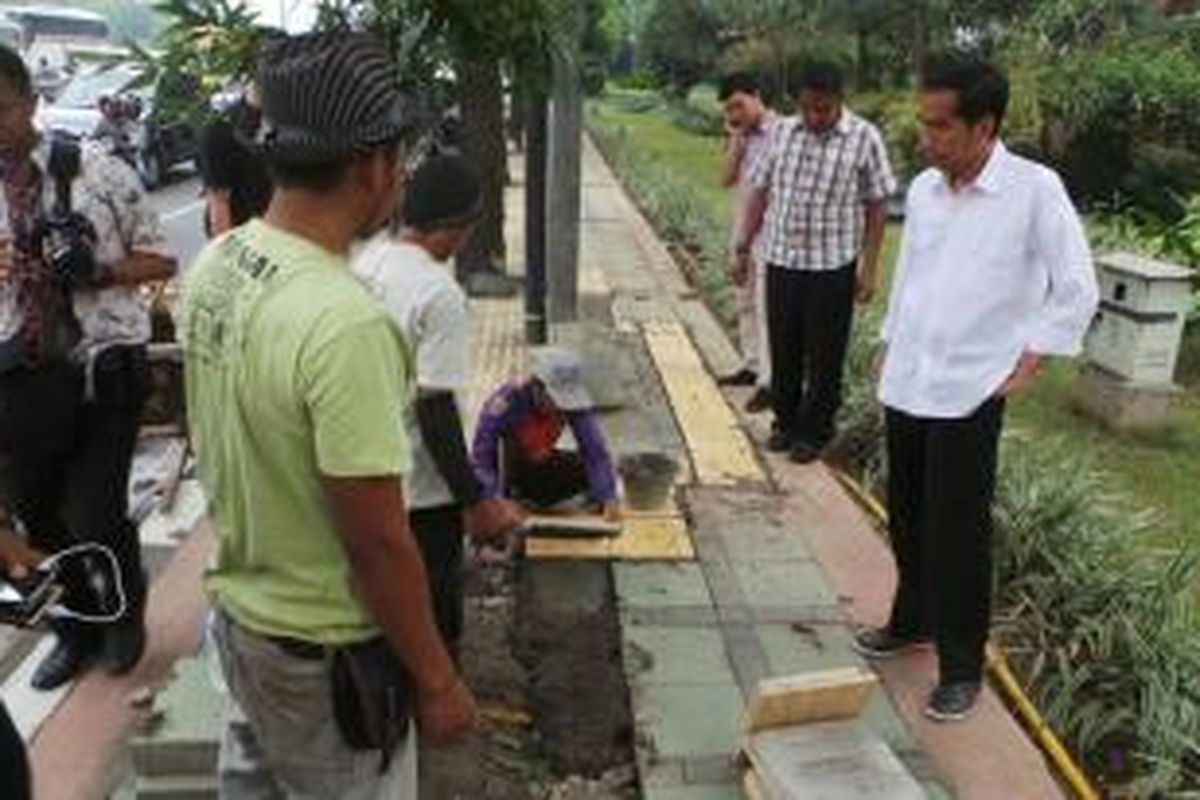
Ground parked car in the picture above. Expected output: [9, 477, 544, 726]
[36, 63, 198, 189]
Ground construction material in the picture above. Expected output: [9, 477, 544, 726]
[744, 722, 924, 799]
[617, 451, 679, 510]
[524, 515, 623, 539]
[525, 513, 693, 561]
[744, 667, 878, 734]
[642, 320, 763, 486]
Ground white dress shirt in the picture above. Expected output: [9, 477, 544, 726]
[879, 142, 1099, 419]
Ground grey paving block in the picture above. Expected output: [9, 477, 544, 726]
[644, 784, 743, 800]
[732, 560, 837, 609]
[614, 563, 714, 610]
[633, 683, 744, 760]
[624, 626, 737, 687]
[756, 623, 862, 678]
[135, 774, 218, 800]
[132, 657, 222, 779]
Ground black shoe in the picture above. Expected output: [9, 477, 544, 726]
[745, 388, 772, 414]
[851, 627, 931, 660]
[925, 682, 982, 723]
[717, 368, 757, 387]
[104, 620, 147, 677]
[789, 439, 825, 465]
[31, 635, 97, 691]
[766, 430, 792, 452]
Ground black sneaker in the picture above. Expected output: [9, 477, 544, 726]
[851, 627, 931, 660]
[766, 430, 792, 452]
[745, 388, 772, 414]
[789, 439, 825, 465]
[717, 368, 757, 387]
[925, 682, 982, 723]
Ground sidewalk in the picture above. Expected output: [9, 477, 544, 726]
[567, 137, 1065, 799]
[11, 138, 1068, 799]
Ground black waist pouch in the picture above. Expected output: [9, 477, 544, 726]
[328, 637, 413, 771]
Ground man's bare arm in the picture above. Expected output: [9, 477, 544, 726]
[109, 251, 177, 287]
[323, 476, 458, 692]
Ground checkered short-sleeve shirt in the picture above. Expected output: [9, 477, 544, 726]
[749, 110, 896, 271]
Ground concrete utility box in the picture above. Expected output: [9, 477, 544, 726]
[1085, 252, 1194, 384]
[1073, 252, 1196, 431]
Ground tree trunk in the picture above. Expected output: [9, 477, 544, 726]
[910, 2, 928, 78]
[456, 55, 507, 281]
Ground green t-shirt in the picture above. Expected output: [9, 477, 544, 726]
[180, 220, 412, 645]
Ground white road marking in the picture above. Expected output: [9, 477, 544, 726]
[162, 200, 205, 223]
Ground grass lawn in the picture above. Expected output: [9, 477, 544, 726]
[592, 91, 1200, 548]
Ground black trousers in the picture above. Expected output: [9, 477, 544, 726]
[410, 504, 465, 658]
[0, 702, 29, 800]
[504, 446, 589, 509]
[766, 261, 856, 446]
[884, 398, 1006, 684]
[0, 346, 149, 646]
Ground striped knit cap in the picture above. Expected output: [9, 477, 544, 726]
[257, 32, 414, 162]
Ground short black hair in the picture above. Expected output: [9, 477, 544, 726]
[920, 54, 1009, 134]
[717, 72, 760, 102]
[402, 154, 481, 231]
[266, 135, 402, 193]
[0, 45, 31, 98]
[795, 61, 844, 97]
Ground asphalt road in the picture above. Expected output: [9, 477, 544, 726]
[146, 166, 207, 270]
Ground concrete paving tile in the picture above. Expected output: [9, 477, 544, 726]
[756, 623, 860, 678]
[644, 784, 743, 800]
[633, 684, 744, 760]
[624, 626, 736, 686]
[615, 563, 714, 609]
[719, 521, 815, 564]
[732, 559, 837, 608]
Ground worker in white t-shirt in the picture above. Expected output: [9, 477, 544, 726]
[354, 155, 524, 656]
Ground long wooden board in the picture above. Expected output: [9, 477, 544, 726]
[524, 512, 694, 561]
[642, 321, 763, 486]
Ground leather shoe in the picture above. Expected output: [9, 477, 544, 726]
[716, 368, 757, 387]
[744, 388, 772, 414]
[766, 430, 791, 452]
[31, 635, 96, 692]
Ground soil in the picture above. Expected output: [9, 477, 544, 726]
[419, 553, 637, 800]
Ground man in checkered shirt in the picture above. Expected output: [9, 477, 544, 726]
[737, 61, 896, 464]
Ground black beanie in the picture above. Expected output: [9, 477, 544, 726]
[402, 154, 482, 230]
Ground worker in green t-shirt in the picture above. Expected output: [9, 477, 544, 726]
[180, 33, 474, 797]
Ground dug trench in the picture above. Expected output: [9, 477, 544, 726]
[419, 555, 638, 799]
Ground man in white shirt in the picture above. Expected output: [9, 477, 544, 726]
[355, 154, 523, 656]
[855, 55, 1099, 722]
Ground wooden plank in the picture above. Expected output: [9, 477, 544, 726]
[525, 512, 694, 561]
[745, 667, 878, 734]
[744, 721, 924, 800]
[642, 321, 763, 486]
[524, 515, 622, 538]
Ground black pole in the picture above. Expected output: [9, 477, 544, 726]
[525, 87, 549, 345]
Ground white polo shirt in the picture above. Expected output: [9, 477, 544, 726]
[879, 143, 1100, 419]
[354, 237, 471, 510]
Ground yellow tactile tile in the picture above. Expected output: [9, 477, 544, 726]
[642, 320, 763, 486]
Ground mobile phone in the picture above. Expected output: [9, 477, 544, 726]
[0, 568, 63, 629]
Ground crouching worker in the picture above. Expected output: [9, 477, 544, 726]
[355, 154, 524, 656]
[472, 349, 620, 520]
